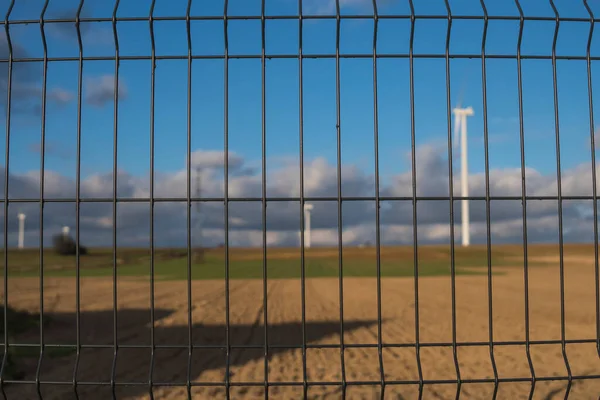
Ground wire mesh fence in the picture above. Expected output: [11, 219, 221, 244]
[0, 0, 599, 399]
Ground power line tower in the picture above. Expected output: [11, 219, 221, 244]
[194, 166, 205, 263]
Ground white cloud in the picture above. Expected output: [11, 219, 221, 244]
[85, 74, 128, 108]
[490, 116, 519, 125]
[1, 145, 598, 248]
[46, 7, 114, 47]
[48, 87, 75, 105]
[0, 34, 75, 115]
[594, 127, 600, 149]
[189, 150, 244, 170]
[304, 0, 386, 15]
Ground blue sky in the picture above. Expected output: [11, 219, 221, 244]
[2, 0, 600, 247]
[2, 0, 600, 186]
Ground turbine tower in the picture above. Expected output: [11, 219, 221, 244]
[17, 213, 26, 249]
[303, 203, 314, 249]
[194, 165, 205, 262]
[195, 166, 202, 244]
[452, 106, 474, 247]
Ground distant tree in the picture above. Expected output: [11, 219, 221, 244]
[193, 247, 205, 264]
[52, 234, 88, 256]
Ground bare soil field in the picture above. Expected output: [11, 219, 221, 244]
[1, 263, 599, 399]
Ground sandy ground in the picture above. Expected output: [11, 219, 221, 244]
[0, 263, 599, 399]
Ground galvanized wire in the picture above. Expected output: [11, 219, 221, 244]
[223, 2, 232, 398]
[548, 2, 573, 398]
[334, 2, 348, 399]
[514, 1, 537, 398]
[479, 1, 500, 398]
[370, 1, 386, 399]
[34, 1, 49, 398]
[442, 1, 462, 399]
[72, 0, 84, 398]
[260, 1, 269, 398]
[185, 1, 194, 398]
[583, 0, 600, 360]
[297, 2, 309, 399]
[407, 2, 424, 398]
[0, 1, 598, 399]
[0, 1, 14, 399]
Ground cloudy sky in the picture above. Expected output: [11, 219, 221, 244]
[1, 0, 600, 248]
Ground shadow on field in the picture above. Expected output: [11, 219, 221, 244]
[2, 307, 377, 399]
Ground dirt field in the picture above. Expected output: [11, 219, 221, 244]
[1, 259, 599, 399]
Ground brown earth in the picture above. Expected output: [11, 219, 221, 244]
[0, 264, 599, 399]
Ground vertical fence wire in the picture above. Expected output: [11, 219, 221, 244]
[514, 1, 537, 398]
[442, 1, 462, 399]
[0, 1, 14, 399]
[185, 1, 194, 399]
[148, 1, 157, 398]
[110, 2, 121, 399]
[583, 0, 600, 359]
[34, 2, 49, 399]
[260, 1, 269, 398]
[370, 2, 386, 399]
[478, 1, 500, 398]
[407, 1, 424, 399]
[223, 2, 231, 398]
[334, 1, 347, 399]
[72, 1, 84, 398]
[549, 2, 574, 398]
[297, 1, 308, 398]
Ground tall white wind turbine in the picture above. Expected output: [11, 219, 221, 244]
[303, 203, 314, 249]
[17, 212, 26, 249]
[452, 106, 474, 247]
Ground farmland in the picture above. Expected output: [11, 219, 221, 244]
[0, 244, 598, 399]
[0, 243, 582, 280]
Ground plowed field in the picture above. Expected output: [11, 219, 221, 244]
[1, 260, 599, 399]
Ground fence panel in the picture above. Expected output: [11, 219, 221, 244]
[0, 0, 599, 399]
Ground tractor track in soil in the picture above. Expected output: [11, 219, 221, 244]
[0, 266, 599, 399]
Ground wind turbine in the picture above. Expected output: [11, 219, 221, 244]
[17, 212, 26, 249]
[195, 165, 202, 244]
[303, 203, 314, 249]
[194, 165, 205, 263]
[452, 105, 474, 247]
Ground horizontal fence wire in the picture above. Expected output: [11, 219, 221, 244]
[0, 0, 599, 399]
[2, 376, 600, 387]
[1, 195, 600, 202]
[1, 338, 600, 348]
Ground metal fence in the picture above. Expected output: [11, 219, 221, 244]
[0, 0, 599, 399]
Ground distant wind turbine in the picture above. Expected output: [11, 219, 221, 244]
[195, 165, 202, 248]
[17, 212, 26, 249]
[452, 105, 474, 247]
[303, 203, 314, 249]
